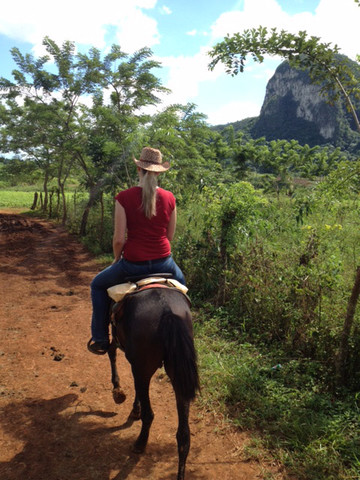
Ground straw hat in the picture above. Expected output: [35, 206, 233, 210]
[133, 147, 170, 172]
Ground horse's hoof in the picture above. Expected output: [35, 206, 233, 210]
[132, 441, 146, 454]
[112, 388, 126, 404]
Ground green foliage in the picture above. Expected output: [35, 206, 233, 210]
[0, 158, 42, 186]
[196, 319, 360, 480]
[175, 182, 267, 302]
[201, 181, 267, 252]
[175, 173, 360, 394]
[216, 129, 352, 183]
[0, 38, 171, 230]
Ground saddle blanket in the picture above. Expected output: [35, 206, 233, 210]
[107, 277, 188, 303]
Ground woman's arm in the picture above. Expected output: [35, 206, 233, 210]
[112, 201, 127, 263]
[167, 206, 177, 241]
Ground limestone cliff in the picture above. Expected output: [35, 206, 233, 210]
[250, 59, 360, 150]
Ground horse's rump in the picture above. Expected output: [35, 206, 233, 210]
[123, 288, 199, 400]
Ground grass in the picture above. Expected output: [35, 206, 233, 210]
[194, 316, 360, 480]
[0, 190, 35, 208]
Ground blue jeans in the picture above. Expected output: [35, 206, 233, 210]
[90, 255, 186, 343]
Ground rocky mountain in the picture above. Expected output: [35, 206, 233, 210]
[215, 57, 360, 152]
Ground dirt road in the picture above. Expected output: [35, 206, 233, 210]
[0, 212, 283, 480]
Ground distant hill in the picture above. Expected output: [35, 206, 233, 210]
[213, 57, 360, 153]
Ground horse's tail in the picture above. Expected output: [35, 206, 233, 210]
[159, 310, 200, 401]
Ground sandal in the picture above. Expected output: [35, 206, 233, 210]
[87, 338, 109, 355]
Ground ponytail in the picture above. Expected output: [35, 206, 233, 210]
[140, 169, 158, 219]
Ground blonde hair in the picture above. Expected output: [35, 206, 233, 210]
[139, 169, 158, 219]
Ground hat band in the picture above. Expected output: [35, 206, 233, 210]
[139, 158, 161, 165]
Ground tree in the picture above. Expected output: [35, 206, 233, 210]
[209, 27, 360, 134]
[75, 45, 168, 235]
[143, 103, 229, 199]
[0, 93, 59, 211]
[0, 37, 96, 221]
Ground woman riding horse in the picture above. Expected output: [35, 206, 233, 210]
[88, 148, 198, 480]
[88, 146, 186, 355]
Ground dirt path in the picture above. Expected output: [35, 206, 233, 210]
[0, 212, 284, 480]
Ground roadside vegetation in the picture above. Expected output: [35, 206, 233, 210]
[1, 17, 360, 479]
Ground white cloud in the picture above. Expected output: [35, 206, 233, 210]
[210, 0, 288, 40]
[210, 0, 320, 42]
[114, 9, 160, 52]
[206, 100, 262, 125]
[160, 5, 172, 15]
[0, 0, 159, 54]
[186, 0, 360, 125]
[312, 0, 360, 59]
[253, 67, 277, 82]
[156, 46, 223, 106]
[186, 29, 198, 36]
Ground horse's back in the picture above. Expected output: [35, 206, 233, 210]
[124, 287, 191, 328]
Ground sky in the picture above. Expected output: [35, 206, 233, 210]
[0, 0, 359, 125]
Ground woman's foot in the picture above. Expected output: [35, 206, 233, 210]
[87, 338, 110, 355]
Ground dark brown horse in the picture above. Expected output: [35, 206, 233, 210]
[107, 285, 200, 480]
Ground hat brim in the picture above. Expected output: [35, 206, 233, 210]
[134, 158, 170, 172]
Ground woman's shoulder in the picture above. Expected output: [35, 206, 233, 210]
[116, 186, 141, 197]
[115, 186, 141, 203]
[157, 187, 175, 198]
[157, 188, 175, 207]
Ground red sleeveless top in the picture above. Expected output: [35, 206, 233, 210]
[115, 186, 175, 262]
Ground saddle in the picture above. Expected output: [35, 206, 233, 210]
[107, 273, 190, 328]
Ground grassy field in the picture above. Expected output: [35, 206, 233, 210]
[0, 190, 35, 209]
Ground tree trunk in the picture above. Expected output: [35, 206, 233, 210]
[73, 189, 77, 217]
[59, 183, 67, 225]
[49, 190, 54, 218]
[42, 171, 49, 212]
[56, 188, 60, 216]
[79, 186, 98, 236]
[334, 75, 360, 134]
[336, 265, 360, 386]
[31, 192, 38, 210]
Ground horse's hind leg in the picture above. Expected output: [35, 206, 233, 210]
[129, 393, 141, 420]
[108, 342, 126, 404]
[175, 395, 191, 480]
[132, 368, 154, 453]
